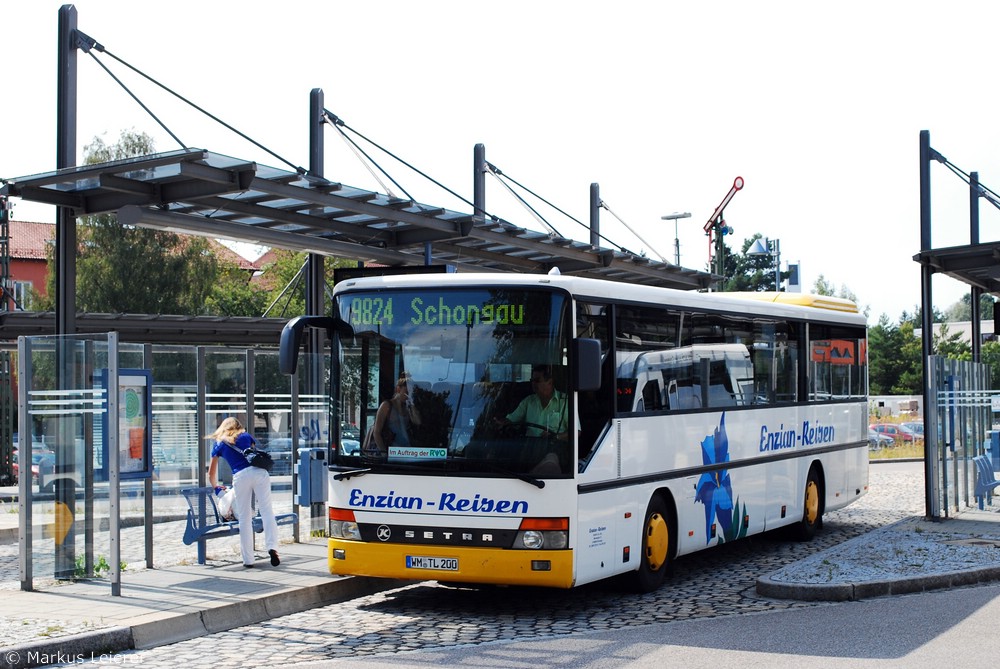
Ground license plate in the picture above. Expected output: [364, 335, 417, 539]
[405, 555, 458, 571]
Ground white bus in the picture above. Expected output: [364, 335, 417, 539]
[280, 272, 868, 591]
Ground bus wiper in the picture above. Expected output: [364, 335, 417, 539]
[333, 468, 371, 481]
[481, 462, 545, 489]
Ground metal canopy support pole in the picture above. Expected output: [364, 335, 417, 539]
[108, 332, 121, 596]
[305, 89, 325, 529]
[474, 144, 486, 222]
[919, 130, 937, 520]
[143, 343, 154, 569]
[589, 184, 600, 248]
[970, 172, 982, 362]
[196, 346, 208, 565]
[56, 4, 77, 337]
[291, 374, 300, 543]
[54, 5, 80, 582]
[307, 88, 325, 321]
[18, 337, 32, 591]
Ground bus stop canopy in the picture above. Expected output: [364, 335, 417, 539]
[2, 148, 715, 291]
[913, 241, 1000, 297]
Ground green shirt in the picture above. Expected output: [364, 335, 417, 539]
[506, 389, 568, 436]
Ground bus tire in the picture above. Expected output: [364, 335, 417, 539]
[791, 466, 823, 541]
[627, 494, 672, 593]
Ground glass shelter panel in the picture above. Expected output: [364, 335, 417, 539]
[21, 335, 112, 583]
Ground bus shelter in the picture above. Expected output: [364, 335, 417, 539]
[17, 333, 328, 593]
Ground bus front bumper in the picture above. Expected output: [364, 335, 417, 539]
[328, 539, 575, 588]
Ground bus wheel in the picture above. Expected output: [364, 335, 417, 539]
[628, 495, 671, 593]
[792, 467, 823, 541]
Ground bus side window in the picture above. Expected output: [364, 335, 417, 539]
[578, 301, 614, 467]
[641, 379, 662, 411]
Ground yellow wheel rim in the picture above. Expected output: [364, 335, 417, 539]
[804, 480, 819, 525]
[645, 512, 669, 571]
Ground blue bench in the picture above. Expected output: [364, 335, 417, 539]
[973, 455, 1000, 510]
[181, 487, 298, 563]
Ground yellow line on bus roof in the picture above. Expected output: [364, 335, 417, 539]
[729, 292, 859, 313]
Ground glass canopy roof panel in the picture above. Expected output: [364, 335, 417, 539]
[2, 148, 717, 291]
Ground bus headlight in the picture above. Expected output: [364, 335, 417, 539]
[517, 529, 568, 550]
[522, 530, 544, 549]
[515, 517, 569, 550]
[330, 520, 361, 540]
[328, 508, 361, 540]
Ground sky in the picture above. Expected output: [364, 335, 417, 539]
[4, 0, 1000, 324]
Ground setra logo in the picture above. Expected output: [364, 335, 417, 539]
[376, 525, 391, 542]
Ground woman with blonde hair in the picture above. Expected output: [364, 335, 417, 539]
[207, 416, 280, 568]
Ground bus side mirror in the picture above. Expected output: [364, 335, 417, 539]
[573, 338, 602, 392]
[278, 316, 346, 375]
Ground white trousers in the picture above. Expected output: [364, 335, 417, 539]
[232, 465, 279, 564]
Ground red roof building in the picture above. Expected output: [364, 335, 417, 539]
[6, 220, 260, 311]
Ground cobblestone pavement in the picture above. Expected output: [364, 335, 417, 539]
[32, 463, 926, 668]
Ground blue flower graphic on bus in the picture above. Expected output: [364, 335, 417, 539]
[694, 413, 748, 544]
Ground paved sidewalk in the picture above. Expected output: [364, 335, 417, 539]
[0, 523, 401, 669]
[757, 504, 1000, 600]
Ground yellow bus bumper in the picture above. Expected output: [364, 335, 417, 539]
[329, 539, 575, 588]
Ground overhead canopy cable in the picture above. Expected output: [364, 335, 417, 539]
[323, 115, 409, 202]
[600, 201, 663, 260]
[935, 154, 1000, 213]
[74, 29, 306, 174]
[326, 112, 477, 212]
[81, 49, 186, 150]
[484, 168, 562, 237]
[262, 257, 308, 318]
[485, 162, 627, 251]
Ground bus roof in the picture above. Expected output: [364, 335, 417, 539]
[334, 272, 864, 322]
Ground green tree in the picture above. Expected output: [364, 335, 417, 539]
[893, 320, 924, 394]
[205, 262, 270, 317]
[933, 322, 971, 361]
[257, 250, 358, 319]
[982, 340, 1000, 388]
[719, 234, 784, 292]
[868, 315, 922, 395]
[812, 274, 859, 304]
[944, 293, 996, 322]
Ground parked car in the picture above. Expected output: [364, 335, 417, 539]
[339, 425, 361, 456]
[868, 428, 894, 449]
[870, 423, 916, 443]
[899, 421, 924, 438]
[12, 448, 54, 485]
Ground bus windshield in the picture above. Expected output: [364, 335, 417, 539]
[334, 287, 573, 478]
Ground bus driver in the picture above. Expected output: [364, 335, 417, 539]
[496, 365, 569, 441]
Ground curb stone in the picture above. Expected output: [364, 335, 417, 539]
[757, 557, 1000, 601]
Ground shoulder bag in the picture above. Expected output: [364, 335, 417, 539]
[225, 437, 275, 473]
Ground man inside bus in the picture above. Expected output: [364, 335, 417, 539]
[495, 365, 569, 441]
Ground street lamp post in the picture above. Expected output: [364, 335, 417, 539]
[661, 212, 692, 265]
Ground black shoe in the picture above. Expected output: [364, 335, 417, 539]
[243, 564, 255, 568]
[269, 549, 280, 567]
